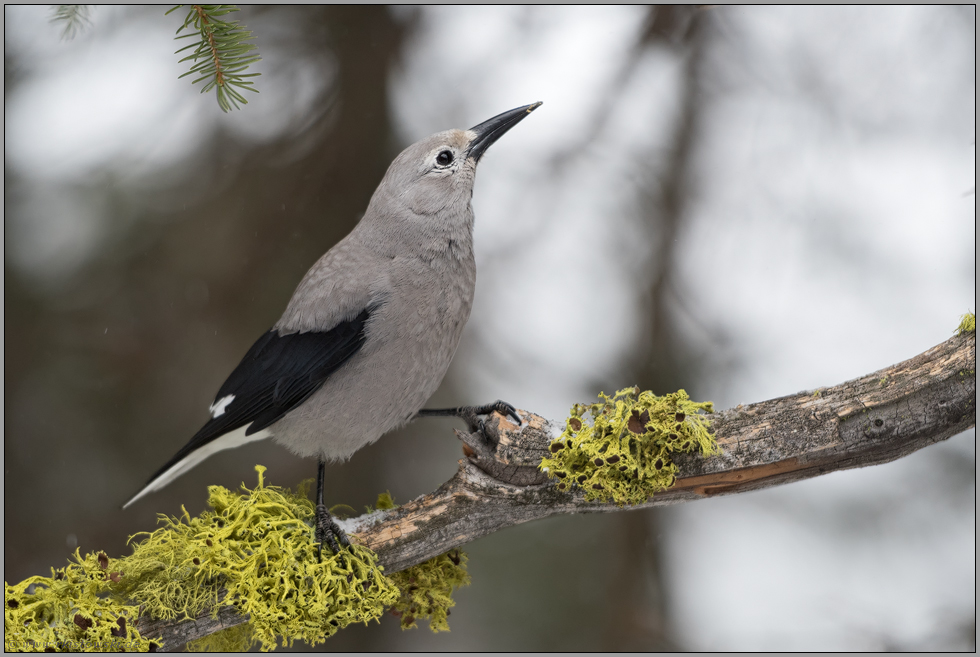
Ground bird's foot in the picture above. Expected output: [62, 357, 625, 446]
[461, 400, 523, 434]
[418, 400, 523, 463]
[418, 399, 522, 436]
[315, 503, 351, 563]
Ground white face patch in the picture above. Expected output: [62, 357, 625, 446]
[210, 394, 235, 418]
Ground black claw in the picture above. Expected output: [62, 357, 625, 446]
[484, 400, 522, 426]
[316, 503, 349, 563]
[502, 404, 523, 426]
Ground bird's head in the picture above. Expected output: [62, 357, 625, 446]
[374, 103, 542, 219]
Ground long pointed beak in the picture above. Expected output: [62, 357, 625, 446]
[467, 102, 543, 162]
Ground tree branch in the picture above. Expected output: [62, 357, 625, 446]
[139, 332, 975, 649]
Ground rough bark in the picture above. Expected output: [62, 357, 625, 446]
[138, 332, 975, 650]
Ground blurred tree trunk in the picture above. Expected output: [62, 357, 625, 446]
[603, 6, 709, 651]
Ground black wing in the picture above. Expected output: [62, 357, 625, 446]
[143, 309, 370, 486]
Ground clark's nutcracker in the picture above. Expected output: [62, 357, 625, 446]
[125, 102, 541, 555]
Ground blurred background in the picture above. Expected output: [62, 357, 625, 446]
[4, 5, 975, 651]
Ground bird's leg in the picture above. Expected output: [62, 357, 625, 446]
[416, 400, 523, 448]
[315, 460, 350, 563]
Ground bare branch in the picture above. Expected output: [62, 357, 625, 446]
[139, 332, 975, 649]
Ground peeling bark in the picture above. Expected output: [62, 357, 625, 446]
[139, 333, 976, 650]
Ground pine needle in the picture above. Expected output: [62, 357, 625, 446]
[50, 5, 92, 41]
[168, 5, 261, 112]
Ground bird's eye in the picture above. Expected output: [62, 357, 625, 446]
[436, 150, 454, 166]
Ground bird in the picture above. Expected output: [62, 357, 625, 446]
[124, 102, 542, 556]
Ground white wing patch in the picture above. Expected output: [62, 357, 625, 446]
[209, 394, 235, 418]
[122, 425, 271, 509]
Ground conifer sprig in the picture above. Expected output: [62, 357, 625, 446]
[168, 5, 261, 112]
[50, 5, 92, 40]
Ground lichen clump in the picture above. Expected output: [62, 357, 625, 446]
[4, 466, 399, 652]
[388, 550, 470, 633]
[4, 550, 156, 652]
[187, 623, 256, 652]
[127, 465, 398, 650]
[372, 491, 397, 512]
[541, 387, 719, 505]
[957, 312, 976, 336]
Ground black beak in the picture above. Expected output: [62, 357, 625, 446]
[467, 102, 543, 162]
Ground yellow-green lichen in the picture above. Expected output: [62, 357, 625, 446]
[187, 623, 256, 652]
[363, 491, 397, 514]
[374, 491, 397, 511]
[540, 387, 719, 505]
[388, 550, 470, 633]
[5, 466, 400, 652]
[4, 550, 156, 653]
[124, 465, 398, 650]
[957, 312, 976, 336]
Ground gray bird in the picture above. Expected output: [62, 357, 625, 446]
[124, 102, 541, 555]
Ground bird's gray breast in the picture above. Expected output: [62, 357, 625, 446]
[270, 245, 476, 461]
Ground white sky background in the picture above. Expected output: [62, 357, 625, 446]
[4, 5, 975, 650]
